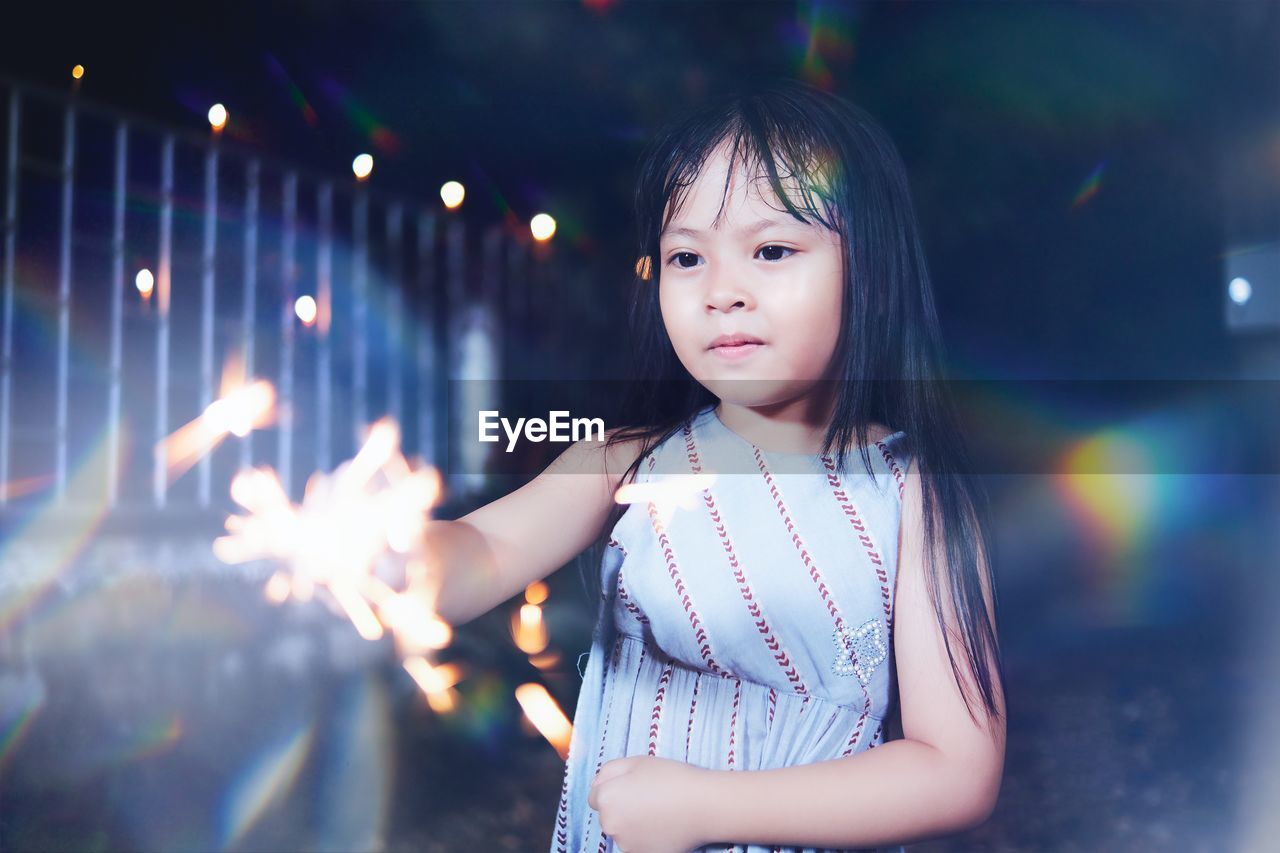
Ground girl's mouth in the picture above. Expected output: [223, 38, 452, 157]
[710, 342, 765, 360]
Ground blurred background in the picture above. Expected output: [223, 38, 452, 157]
[0, 1, 1278, 851]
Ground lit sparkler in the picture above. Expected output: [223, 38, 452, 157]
[213, 417, 468, 710]
[214, 416, 447, 634]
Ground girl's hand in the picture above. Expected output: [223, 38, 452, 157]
[588, 755, 710, 852]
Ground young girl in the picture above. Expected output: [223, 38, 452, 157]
[426, 79, 1006, 853]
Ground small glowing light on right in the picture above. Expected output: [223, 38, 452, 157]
[1228, 277, 1252, 305]
[71, 65, 85, 80]
[530, 213, 556, 242]
[352, 153, 374, 181]
[136, 268, 155, 298]
[440, 181, 465, 209]
[635, 255, 652, 281]
[208, 103, 228, 132]
[295, 295, 318, 326]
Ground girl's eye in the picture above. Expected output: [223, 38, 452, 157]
[757, 245, 795, 262]
[665, 246, 795, 268]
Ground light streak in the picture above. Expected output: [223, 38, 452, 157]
[157, 351, 276, 483]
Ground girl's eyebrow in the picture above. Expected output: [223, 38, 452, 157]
[660, 218, 808, 240]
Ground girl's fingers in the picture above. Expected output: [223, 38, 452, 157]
[592, 755, 637, 788]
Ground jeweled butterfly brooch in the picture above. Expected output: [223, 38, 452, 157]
[831, 618, 887, 685]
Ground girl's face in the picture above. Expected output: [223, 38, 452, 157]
[657, 141, 845, 411]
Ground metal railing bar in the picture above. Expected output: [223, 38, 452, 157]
[415, 209, 437, 465]
[316, 181, 333, 473]
[351, 187, 369, 445]
[386, 203, 404, 431]
[107, 120, 127, 507]
[197, 141, 218, 507]
[152, 134, 174, 507]
[277, 170, 298, 498]
[239, 158, 259, 473]
[0, 89, 19, 506]
[54, 99, 75, 504]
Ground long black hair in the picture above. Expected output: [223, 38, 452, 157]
[579, 78, 1004, 731]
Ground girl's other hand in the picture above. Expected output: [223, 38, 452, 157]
[588, 755, 710, 852]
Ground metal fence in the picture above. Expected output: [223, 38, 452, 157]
[0, 77, 529, 516]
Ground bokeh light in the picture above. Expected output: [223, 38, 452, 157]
[440, 180, 465, 209]
[294, 295, 318, 326]
[135, 268, 155, 298]
[208, 103, 228, 132]
[1229, 277, 1252, 305]
[530, 212, 556, 242]
[71, 64, 84, 80]
[352, 153, 373, 180]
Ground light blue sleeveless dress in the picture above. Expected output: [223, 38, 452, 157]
[551, 403, 912, 853]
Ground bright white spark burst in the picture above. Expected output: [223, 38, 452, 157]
[213, 417, 452, 656]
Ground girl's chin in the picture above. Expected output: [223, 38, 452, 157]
[696, 377, 803, 402]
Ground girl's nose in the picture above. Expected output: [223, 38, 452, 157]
[704, 258, 753, 313]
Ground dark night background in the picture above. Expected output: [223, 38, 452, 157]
[3, 0, 1269, 380]
[1, 2, 1278, 852]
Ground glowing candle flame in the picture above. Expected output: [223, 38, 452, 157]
[511, 602, 548, 655]
[514, 683, 573, 759]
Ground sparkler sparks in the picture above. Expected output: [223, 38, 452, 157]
[213, 417, 465, 707]
[214, 417, 445, 633]
[612, 472, 718, 527]
[158, 351, 276, 483]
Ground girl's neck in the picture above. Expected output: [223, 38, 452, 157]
[713, 394, 837, 456]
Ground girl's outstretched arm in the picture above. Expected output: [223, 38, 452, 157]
[422, 429, 644, 627]
[685, 456, 1007, 849]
